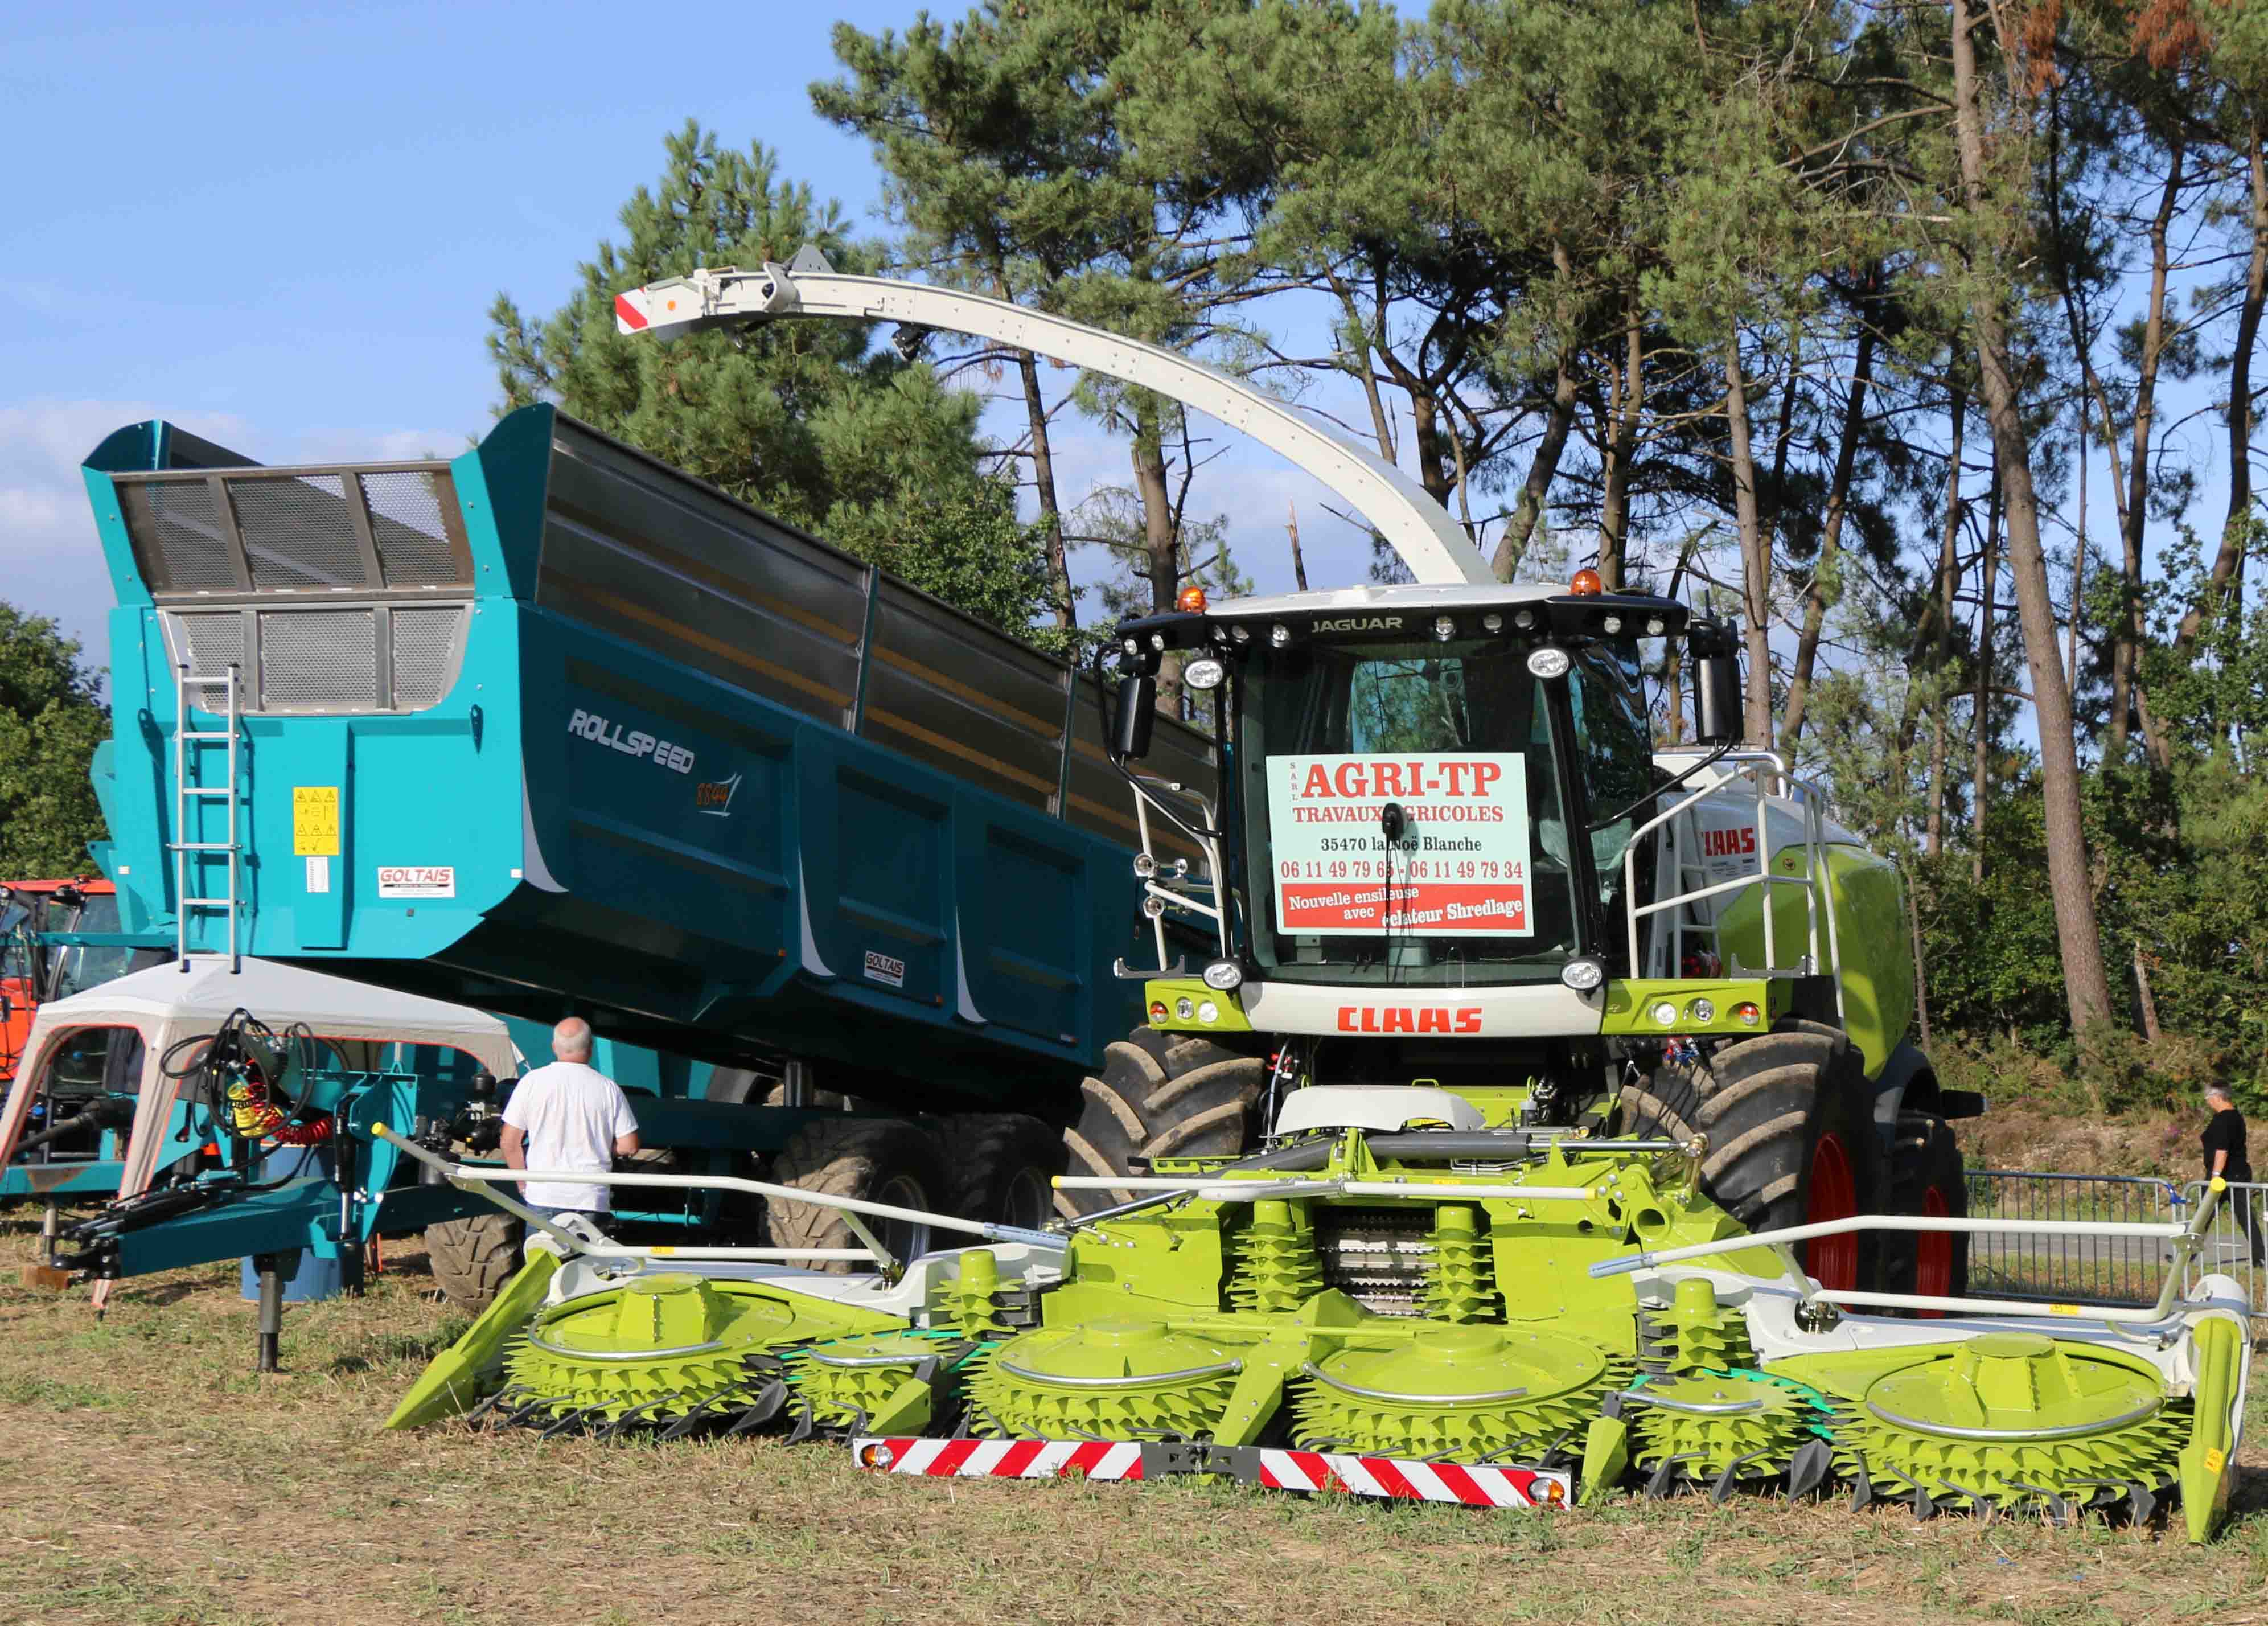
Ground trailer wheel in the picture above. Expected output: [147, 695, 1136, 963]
[765, 1118, 950, 1274]
[424, 1212, 524, 1312]
[1617, 1026, 1882, 1292]
[1881, 1112, 1968, 1312]
[938, 1114, 1066, 1231]
[1056, 1028, 1266, 1218]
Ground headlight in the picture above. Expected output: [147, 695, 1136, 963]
[1432, 615, 1456, 642]
[1559, 956, 1605, 993]
[1482, 613, 1503, 633]
[1526, 646, 1571, 680]
[1184, 656, 1225, 691]
[1686, 997, 1717, 1024]
[1601, 614, 1623, 635]
[1269, 623, 1292, 648]
[1202, 958, 1243, 991]
[1651, 1000, 1679, 1026]
[1513, 607, 1538, 630]
[1174, 996, 1195, 1021]
[1645, 617, 1666, 637]
[1231, 624, 1251, 644]
[1197, 1000, 1220, 1024]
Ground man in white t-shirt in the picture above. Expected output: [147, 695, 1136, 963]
[500, 1016, 640, 1226]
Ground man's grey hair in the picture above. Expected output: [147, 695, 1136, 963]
[552, 1016, 595, 1062]
[2205, 1082, 2235, 1103]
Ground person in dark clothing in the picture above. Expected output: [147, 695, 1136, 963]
[2201, 1085, 2263, 1266]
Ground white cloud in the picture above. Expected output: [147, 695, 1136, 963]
[0, 400, 467, 656]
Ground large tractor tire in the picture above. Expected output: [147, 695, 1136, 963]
[1057, 1028, 1267, 1218]
[765, 1117, 950, 1274]
[1618, 1024, 1882, 1292]
[938, 1113, 1066, 1231]
[424, 1212, 524, 1313]
[1881, 1111, 1969, 1311]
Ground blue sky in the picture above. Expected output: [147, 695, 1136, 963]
[0, 0, 1369, 656]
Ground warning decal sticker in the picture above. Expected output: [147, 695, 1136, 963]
[1265, 754, 1531, 937]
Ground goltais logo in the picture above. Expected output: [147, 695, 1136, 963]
[1309, 615, 1403, 633]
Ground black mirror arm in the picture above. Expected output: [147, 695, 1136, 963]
[1585, 740, 1735, 835]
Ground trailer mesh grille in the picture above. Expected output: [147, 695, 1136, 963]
[392, 606, 466, 709]
[114, 463, 469, 596]
[167, 611, 247, 679]
[120, 481, 238, 592]
[260, 610, 379, 709]
[231, 474, 365, 590]
[360, 469, 463, 586]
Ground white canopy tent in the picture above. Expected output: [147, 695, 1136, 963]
[0, 956, 520, 1200]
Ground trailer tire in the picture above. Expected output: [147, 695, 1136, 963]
[938, 1114, 1066, 1231]
[1618, 1026, 1882, 1291]
[1056, 1028, 1266, 1218]
[424, 1213, 524, 1313]
[765, 1118, 950, 1274]
[1881, 1112, 1968, 1311]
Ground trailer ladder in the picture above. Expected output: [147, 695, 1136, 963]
[170, 662, 243, 971]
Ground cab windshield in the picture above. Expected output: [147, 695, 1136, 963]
[1234, 637, 1582, 986]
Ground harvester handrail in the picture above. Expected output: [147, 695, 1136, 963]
[371, 1126, 1060, 1277]
[1589, 1181, 2234, 1327]
[1622, 753, 1844, 1008]
[1052, 1175, 1599, 1201]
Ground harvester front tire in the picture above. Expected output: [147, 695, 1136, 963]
[765, 1118, 950, 1274]
[1619, 1026, 1881, 1291]
[1881, 1112, 1968, 1309]
[939, 1114, 1066, 1231]
[424, 1212, 525, 1313]
[1057, 1028, 1266, 1218]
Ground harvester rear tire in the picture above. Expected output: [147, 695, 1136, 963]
[424, 1212, 524, 1313]
[1618, 1025, 1882, 1291]
[1055, 1028, 1266, 1218]
[1881, 1112, 1968, 1310]
[938, 1114, 1066, 1231]
[765, 1118, 950, 1274]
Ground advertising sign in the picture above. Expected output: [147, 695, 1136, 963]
[1265, 754, 1531, 937]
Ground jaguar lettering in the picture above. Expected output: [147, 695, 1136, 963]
[1308, 616, 1404, 634]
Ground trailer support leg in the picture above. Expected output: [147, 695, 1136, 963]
[253, 1253, 286, 1373]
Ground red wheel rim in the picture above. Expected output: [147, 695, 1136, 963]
[1804, 1131, 1859, 1291]
[1914, 1185, 1953, 1316]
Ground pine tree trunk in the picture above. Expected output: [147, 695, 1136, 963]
[1949, 0, 2115, 1030]
[2115, 134, 2186, 767]
[1495, 359, 1577, 581]
[1014, 350, 1074, 630]
[1598, 291, 1644, 590]
[1781, 306, 1877, 746]
[1724, 335, 1774, 750]
[1925, 387, 1966, 861]
[1971, 469, 2000, 885]
[1131, 393, 1182, 712]
[2176, 120, 2265, 660]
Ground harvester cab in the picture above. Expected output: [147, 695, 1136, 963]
[1088, 574, 1937, 1299]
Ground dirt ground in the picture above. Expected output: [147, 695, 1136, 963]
[2, 1217, 2263, 1626]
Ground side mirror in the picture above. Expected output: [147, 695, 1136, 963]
[1688, 621, 1744, 746]
[1114, 674, 1157, 761]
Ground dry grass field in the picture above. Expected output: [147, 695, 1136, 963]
[3, 1214, 2264, 1626]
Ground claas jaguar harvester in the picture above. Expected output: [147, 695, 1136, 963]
[381, 258, 2252, 1539]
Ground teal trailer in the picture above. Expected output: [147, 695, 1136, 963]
[80, 407, 1209, 1117]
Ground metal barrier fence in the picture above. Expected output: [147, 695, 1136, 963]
[1962, 1171, 2189, 1307]
[2181, 1179, 2265, 1315]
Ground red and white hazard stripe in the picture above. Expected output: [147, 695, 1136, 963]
[853, 1438, 1146, 1483]
[1255, 1449, 1568, 1509]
